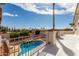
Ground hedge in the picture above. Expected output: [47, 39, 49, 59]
[9, 32, 20, 38]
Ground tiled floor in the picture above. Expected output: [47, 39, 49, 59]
[38, 34, 79, 56]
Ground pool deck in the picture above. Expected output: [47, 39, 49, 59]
[1, 34, 79, 56]
[38, 34, 79, 56]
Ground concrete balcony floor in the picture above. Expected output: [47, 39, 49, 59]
[38, 34, 79, 56]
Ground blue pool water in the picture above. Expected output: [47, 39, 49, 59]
[18, 40, 44, 56]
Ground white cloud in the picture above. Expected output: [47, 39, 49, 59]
[57, 3, 77, 13]
[3, 12, 18, 17]
[12, 3, 77, 15]
[15, 14, 18, 16]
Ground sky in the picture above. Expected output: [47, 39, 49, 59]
[1, 3, 77, 29]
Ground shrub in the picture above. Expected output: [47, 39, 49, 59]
[0, 28, 8, 33]
[35, 30, 40, 35]
[20, 31, 29, 36]
[9, 32, 20, 38]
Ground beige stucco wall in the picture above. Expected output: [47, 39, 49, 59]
[59, 31, 74, 35]
[45, 31, 57, 46]
[0, 34, 10, 56]
[75, 29, 79, 35]
[74, 18, 79, 35]
[0, 35, 2, 47]
[45, 30, 74, 46]
[72, 4, 79, 35]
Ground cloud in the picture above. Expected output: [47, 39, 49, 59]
[57, 3, 77, 14]
[3, 12, 18, 17]
[12, 3, 77, 15]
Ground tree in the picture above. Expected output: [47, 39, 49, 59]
[35, 30, 40, 35]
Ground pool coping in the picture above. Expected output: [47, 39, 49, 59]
[19, 39, 46, 56]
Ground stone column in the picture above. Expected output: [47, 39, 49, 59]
[52, 31, 57, 46]
[47, 30, 57, 46]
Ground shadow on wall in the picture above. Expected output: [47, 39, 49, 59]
[57, 39, 75, 56]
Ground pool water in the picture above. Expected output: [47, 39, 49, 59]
[18, 40, 44, 56]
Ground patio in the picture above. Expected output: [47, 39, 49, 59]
[0, 3, 79, 56]
[37, 34, 79, 56]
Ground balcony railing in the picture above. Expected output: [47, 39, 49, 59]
[0, 34, 46, 56]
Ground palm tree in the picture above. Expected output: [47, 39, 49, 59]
[0, 3, 2, 27]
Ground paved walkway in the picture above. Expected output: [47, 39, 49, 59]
[38, 34, 79, 56]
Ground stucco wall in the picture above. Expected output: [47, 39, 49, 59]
[45, 30, 74, 46]
[0, 34, 10, 56]
[45, 31, 57, 46]
[57, 31, 74, 36]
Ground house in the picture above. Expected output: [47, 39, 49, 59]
[71, 4, 79, 35]
[0, 4, 2, 25]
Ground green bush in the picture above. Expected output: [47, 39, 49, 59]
[20, 31, 29, 36]
[9, 32, 20, 38]
[9, 31, 29, 38]
[0, 28, 8, 33]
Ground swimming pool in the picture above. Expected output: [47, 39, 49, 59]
[18, 40, 44, 56]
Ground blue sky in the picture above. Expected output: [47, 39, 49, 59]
[2, 3, 76, 29]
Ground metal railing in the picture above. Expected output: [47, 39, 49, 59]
[9, 36, 30, 56]
[0, 34, 46, 56]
